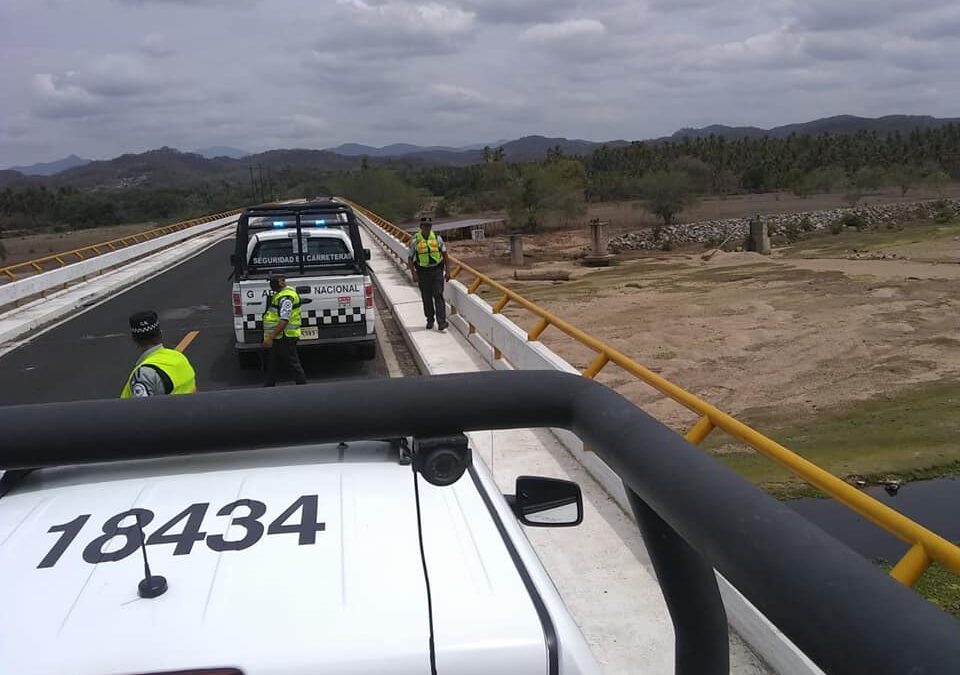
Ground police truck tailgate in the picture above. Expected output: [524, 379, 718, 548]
[234, 274, 373, 346]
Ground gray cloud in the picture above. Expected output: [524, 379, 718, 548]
[2, 0, 960, 166]
[140, 33, 175, 58]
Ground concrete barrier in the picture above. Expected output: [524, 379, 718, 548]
[358, 210, 823, 675]
[0, 215, 237, 311]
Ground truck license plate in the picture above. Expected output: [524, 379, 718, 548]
[301, 327, 319, 340]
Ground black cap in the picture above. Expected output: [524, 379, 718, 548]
[129, 310, 160, 337]
[419, 216, 432, 225]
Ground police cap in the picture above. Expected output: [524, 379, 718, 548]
[129, 310, 160, 337]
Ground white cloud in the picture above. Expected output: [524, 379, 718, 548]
[522, 18, 605, 42]
[140, 33, 174, 58]
[3, 0, 960, 165]
[30, 73, 101, 119]
[428, 83, 486, 110]
[338, 0, 475, 38]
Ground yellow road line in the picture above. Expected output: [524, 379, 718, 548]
[175, 330, 200, 352]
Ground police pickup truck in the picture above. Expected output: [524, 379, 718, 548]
[231, 201, 376, 360]
[0, 375, 601, 675]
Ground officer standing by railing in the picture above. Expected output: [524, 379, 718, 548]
[408, 216, 451, 331]
[121, 310, 197, 398]
[262, 274, 308, 386]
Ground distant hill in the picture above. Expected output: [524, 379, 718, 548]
[0, 169, 39, 189]
[500, 135, 628, 161]
[10, 154, 92, 176]
[671, 115, 960, 140]
[328, 142, 464, 157]
[49, 147, 239, 189]
[248, 148, 360, 171]
[393, 135, 629, 165]
[6, 114, 958, 193]
[37, 147, 360, 190]
[193, 146, 249, 159]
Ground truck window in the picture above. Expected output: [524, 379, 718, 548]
[249, 237, 353, 269]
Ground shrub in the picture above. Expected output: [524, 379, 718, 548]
[932, 200, 956, 224]
[660, 239, 674, 251]
[782, 221, 803, 243]
[799, 215, 815, 232]
[830, 220, 844, 235]
[841, 212, 866, 231]
[703, 236, 723, 249]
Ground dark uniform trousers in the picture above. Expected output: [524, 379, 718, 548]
[264, 337, 307, 386]
[416, 264, 446, 324]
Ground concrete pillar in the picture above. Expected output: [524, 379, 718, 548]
[510, 233, 524, 267]
[582, 218, 614, 267]
[589, 219, 608, 257]
[749, 217, 771, 255]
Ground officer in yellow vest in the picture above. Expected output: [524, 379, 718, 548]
[262, 274, 308, 386]
[407, 216, 451, 330]
[121, 310, 197, 398]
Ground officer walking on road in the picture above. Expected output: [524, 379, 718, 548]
[408, 216, 451, 330]
[121, 310, 197, 398]
[263, 274, 308, 386]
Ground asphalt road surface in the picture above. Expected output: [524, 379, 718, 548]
[0, 238, 389, 406]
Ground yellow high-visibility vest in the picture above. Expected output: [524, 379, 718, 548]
[263, 286, 302, 339]
[120, 347, 197, 398]
[415, 231, 443, 267]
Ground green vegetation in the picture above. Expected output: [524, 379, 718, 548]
[638, 170, 700, 231]
[878, 562, 960, 619]
[504, 159, 587, 232]
[0, 184, 246, 232]
[3, 124, 959, 234]
[707, 380, 960, 498]
[324, 166, 427, 223]
[782, 220, 960, 258]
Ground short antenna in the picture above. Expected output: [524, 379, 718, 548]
[136, 512, 167, 599]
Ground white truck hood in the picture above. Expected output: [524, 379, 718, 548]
[0, 444, 546, 675]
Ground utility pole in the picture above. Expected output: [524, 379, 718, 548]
[248, 165, 257, 202]
[258, 164, 265, 203]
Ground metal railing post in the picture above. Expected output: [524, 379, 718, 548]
[627, 488, 729, 675]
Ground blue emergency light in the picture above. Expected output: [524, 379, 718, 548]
[272, 221, 285, 228]
[315, 219, 326, 225]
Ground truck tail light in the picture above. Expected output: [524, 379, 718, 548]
[232, 292, 243, 317]
[365, 283, 374, 309]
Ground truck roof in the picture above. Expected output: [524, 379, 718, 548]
[243, 199, 350, 215]
[0, 442, 547, 675]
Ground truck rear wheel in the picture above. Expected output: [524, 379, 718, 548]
[357, 342, 377, 361]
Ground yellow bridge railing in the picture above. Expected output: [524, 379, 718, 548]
[346, 197, 960, 591]
[0, 208, 243, 282]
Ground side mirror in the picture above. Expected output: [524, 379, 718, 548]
[509, 476, 583, 527]
[230, 254, 238, 267]
[364, 248, 372, 261]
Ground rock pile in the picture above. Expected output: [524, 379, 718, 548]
[608, 198, 960, 252]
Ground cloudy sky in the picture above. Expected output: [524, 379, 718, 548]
[2, 0, 958, 165]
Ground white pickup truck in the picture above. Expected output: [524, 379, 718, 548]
[231, 201, 376, 360]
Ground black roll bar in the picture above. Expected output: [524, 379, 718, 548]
[1, 371, 957, 674]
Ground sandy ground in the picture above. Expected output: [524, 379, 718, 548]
[451, 219, 960, 437]
[0, 223, 158, 269]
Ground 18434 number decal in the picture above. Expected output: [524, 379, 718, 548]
[37, 495, 325, 569]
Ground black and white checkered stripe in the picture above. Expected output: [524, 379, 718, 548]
[244, 306, 365, 330]
[304, 307, 365, 326]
